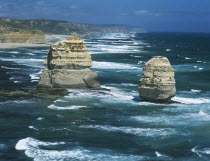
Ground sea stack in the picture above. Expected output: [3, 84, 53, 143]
[38, 37, 100, 89]
[139, 56, 176, 102]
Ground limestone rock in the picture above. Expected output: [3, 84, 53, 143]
[0, 33, 44, 43]
[38, 37, 100, 89]
[139, 56, 176, 102]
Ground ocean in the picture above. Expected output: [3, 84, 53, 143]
[0, 33, 210, 160]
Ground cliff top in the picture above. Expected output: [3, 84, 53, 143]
[0, 17, 146, 36]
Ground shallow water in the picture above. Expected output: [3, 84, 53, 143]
[0, 33, 210, 160]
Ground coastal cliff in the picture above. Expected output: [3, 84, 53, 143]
[38, 37, 100, 89]
[0, 17, 44, 43]
[0, 33, 44, 43]
[0, 17, 145, 37]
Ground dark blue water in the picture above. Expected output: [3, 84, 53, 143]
[0, 33, 210, 161]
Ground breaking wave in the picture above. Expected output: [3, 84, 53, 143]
[16, 137, 148, 161]
[92, 61, 139, 69]
[172, 96, 210, 104]
[80, 125, 176, 137]
[48, 104, 87, 110]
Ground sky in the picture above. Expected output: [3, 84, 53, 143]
[0, 0, 210, 32]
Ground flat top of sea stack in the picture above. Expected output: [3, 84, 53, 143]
[67, 37, 83, 40]
[62, 36, 84, 43]
[145, 56, 172, 67]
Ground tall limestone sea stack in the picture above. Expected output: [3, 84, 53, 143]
[38, 37, 100, 89]
[139, 56, 176, 102]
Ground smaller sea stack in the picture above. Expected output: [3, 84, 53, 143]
[38, 37, 100, 89]
[139, 56, 176, 102]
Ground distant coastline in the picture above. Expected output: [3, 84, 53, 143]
[0, 17, 145, 49]
[0, 34, 72, 49]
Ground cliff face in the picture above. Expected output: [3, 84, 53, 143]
[38, 37, 100, 89]
[139, 56, 176, 102]
[0, 18, 44, 43]
[0, 17, 145, 37]
[0, 33, 44, 43]
[21, 19, 141, 35]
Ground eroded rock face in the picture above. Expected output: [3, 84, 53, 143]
[38, 37, 100, 89]
[0, 33, 44, 43]
[139, 56, 176, 102]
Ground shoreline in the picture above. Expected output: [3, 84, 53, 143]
[0, 34, 71, 49]
[0, 43, 50, 49]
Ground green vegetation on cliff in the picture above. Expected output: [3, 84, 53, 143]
[0, 17, 145, 36]
[0, 17, 42, 34]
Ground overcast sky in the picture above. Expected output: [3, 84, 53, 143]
[0, 0, 210, 32]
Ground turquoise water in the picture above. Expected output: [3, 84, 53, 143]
[0, 33, 210, 160]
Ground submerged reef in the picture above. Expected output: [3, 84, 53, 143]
[38, 37, 100, 89]
[139, 56, 176, 102]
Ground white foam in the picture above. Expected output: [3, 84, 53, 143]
[191, 89, 201, 93]
[0, 100, 34, 105]
[37, 117, 44, 121]
[155, 151, 162, 157]
[92, 61, 139, 69]
[80, 125, 175, 137]
[28, 58, 44, 62]
[29, 126, 38, 131]
[132, 110, 210, 126]
[88, 41, 141, 54]
[197, 60, 202, 63]
[9, 51, 19, 54]
[100, 86, 136, 102]
[30, 70, 43, 82]
[15, 137, 65, 150]
[172, 97, 210, 104]
[66, 86, 167, 106]
[130, 55, 142, 58]
[198, 110, 208, 116]
[121, 83, 137, 86]
[56, 114, 64, 118]
[100, 33, 129, 40]
[166, 49, 171, 52]
[138, 61, 145, 64]
[102, 48, 139, 53]
[30, 74, 39, 80]
[191, 146, 210, 157]
[0, 58, 43, 63]
[48, 104, 86, 110]
[0, 58, 44, 68]
[185, 57, 191, 60]
[41, 50, 48, 52]
[54, 99, 69, 103]
[199, 68, 203, 70]
[25, 53, 35, 56]
[1, 66, 20, 70]
[9, 77, 15, 80]
[132, 115, 168, 124]
[16, 137, 146, 160]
